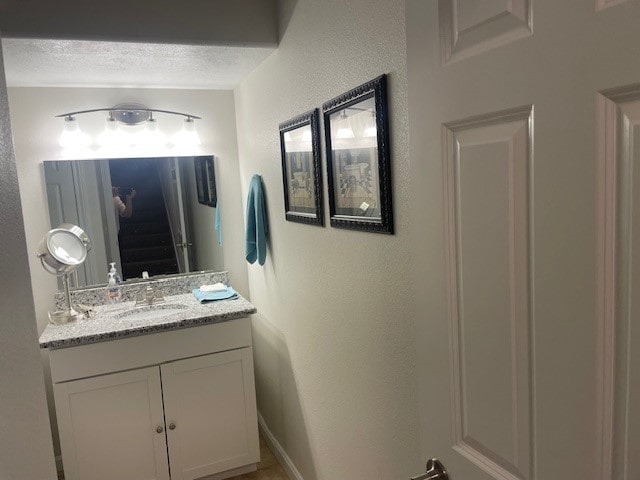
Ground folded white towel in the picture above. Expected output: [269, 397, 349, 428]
[200, 282, 227, 292]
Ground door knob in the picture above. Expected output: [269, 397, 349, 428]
[411, 459, 448, 480]
[156, 426, 164, 434]
[169, 422, 176, 430]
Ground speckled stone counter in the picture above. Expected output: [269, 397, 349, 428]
[40, 292, 256, 350]
[55, 271, 229, 309]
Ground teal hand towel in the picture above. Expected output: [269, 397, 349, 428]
[214, 201, 222, 246]
[192, 287, 238, 303]
[245, 175, 268, 266]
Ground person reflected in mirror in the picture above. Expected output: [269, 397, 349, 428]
[112, 186, 136, 231]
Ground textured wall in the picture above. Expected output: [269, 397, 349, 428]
[7, 86, 248, 458]
[234, 1, 420, 478]
[0, 0, 278, 46]
[0, 39, 57, 480]
[183, 157, 225, 272]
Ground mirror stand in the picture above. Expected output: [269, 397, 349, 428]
[49, 273, 84, 325]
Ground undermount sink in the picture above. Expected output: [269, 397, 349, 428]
[114, 304, 188, 322]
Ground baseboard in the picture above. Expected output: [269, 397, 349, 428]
[258, 412, 304, 480]
[55, 454, 256, 480]
[199, 463, 256, 480]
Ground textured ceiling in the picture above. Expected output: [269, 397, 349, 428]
[1, 38, 275, 89]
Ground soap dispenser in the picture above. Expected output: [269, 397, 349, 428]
[106, 273, 122, 304]
[108, 262, 122, 284]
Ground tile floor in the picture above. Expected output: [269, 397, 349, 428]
[56, 432, 290, 480]
[230, 433, 290, 480]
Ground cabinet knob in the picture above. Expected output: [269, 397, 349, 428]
[156, 426, 164, 434]
[169, 422, 176, 430]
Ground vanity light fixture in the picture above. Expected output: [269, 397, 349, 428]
[172, 116, 202, 147]
[335, 109, 355, 139]
[96, 114, 128, 147]
[56, 103, 202, 149]
[138, 115, 168, 147]
[283, 128, 312, 143]
[363, 110, 377, 138]
[59, 115, 91, 148]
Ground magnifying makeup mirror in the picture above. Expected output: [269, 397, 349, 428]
[37, 224, 91, 325]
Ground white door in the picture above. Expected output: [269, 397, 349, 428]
[44, 161, 90, 286]
[157, 157, 192, 272]
[53, 367, 170, 480]
[406, 1, 640, 479]
[161, 348, 260, 480]
[173, 158, 192, 270]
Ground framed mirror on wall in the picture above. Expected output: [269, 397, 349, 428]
[195, 156, 217, 207]
[43, 156, 224, 288]
[322, 74, 393, 234]
[279, 109, 324, 226]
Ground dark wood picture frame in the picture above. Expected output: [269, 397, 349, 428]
[279, 109, 324, 226]
[194, 156, 217, 207]
[322, 74, 393, 234]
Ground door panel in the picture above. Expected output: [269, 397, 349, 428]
[596, 0, 631, 12]
[408, 0, 640, 478]
[444, 108, 533, 480]
[161, 348, 259, 480]
[157, 157, 191, 273]
[53, 367, 169, 480]
[439, 0, 532, 64]
[44, 161, 89, 286]
[596, 89, 640, 480]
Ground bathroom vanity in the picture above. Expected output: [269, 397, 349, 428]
[39, 277, 259, 480]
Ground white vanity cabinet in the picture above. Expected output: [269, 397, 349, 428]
[54, 366, 170, 480]
[49, 317, 259, 480]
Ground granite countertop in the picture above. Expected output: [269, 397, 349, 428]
[39, 292, 257, 350]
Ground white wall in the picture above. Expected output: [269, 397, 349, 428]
[234, 1, 420, 479]
[7, 86, 248, 458]
[0, 0, 278, 46]
[0, 40, 57, 480]
[183, 157, 224, 272]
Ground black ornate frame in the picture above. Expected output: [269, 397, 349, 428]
[322, 75, 393, 234]
[279, 109, 324, 226]
[194, 156, 217, 207]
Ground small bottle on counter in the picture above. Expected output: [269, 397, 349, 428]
[106, 272, 121, 304]
[109, 262, 122, 284]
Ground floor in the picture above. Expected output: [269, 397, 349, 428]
[230, 433, 290, 480]
[57, 432, 290, 480]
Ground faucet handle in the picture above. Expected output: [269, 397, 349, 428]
[152, 288, 165, 304]
[134, 283, 165, 306]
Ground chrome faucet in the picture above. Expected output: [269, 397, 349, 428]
[135, 284, 165, 306]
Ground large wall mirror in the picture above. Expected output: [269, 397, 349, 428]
[43, 156, 222, 288]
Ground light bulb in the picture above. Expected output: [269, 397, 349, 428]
[363, 111, 377, 138]
[97, 116, 128, 147]
[363, 125, 377, 138]
[172, 117, 201, 147]
[335, 110, 354, 139]
[59, 116, 90, 148]
[136, 118, 168, 147]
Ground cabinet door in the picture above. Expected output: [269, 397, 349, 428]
[161, 347, 259, 480]
[54, 366, 170, 480]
